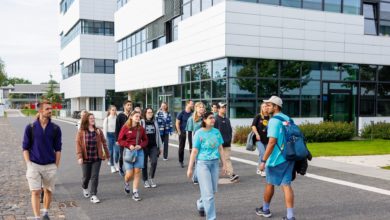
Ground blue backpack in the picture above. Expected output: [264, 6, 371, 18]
[273, 116, 309, 161]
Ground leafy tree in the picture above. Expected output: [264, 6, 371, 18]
[3, 77, 32, 86]
[0, 58, 7, 86]
[42, 74, 61, 105]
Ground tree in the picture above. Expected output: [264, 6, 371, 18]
[0, 58, 7, 86]
[42, 74, 61, 105]
[3, 77, 32, 86]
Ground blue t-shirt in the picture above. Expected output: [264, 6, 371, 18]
[177, 110, 192, 132]
[186, 116, 202, 135]
[193, 128, 224, 161]
[266, 112, 290, 167]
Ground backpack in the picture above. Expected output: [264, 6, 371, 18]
[273, 115, 310, 161]
[28, 122, 60, 150]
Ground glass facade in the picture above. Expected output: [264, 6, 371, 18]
[60, 0, 75, 14]
[61, 20, 114, 48]
[62, 59, 116, 79]
[128, 57, 390, 121]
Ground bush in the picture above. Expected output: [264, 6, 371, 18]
[233, 121, 355, 144]
[299, 122, 355, 142]
[233, 126, 252, 144]
[361, 122, 390, 140]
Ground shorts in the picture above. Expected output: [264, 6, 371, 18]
[266, 160, 295, 186]
[123, 150, 144, 171]
[26, 162, 57, 192]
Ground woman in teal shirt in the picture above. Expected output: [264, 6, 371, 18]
[187, 112, 227, 220]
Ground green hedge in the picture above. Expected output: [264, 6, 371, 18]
[361, 122, 390, 140]
[299, 122, 354, 142]
[233, 121, 355, 144]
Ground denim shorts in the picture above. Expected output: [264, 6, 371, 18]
[123, 150, 144, 170]
[266, 160, 295, 186]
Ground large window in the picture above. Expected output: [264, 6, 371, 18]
[60, 0, 75, 14]
[118, 29, 147, 61]
[324, 0, 342, 12]
[62, 59, 116, 79]
[380, 2, 390, 36]
[303, 0, 322, 10]
[343, 0, 361, 14]
[61, 20, 114, 48]
[364, 3, 378, 35]
[282, 0, 302, 8]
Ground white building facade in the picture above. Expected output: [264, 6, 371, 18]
[115, 0, 390, 131]
[59, 0, 117, 119]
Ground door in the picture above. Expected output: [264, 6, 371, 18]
[322, 82, 355, 123]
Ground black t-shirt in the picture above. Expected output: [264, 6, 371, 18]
[145, 120, 157, 147]
[251, 114, 270, 146]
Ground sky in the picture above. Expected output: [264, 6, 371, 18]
[0, 0, 60, 84]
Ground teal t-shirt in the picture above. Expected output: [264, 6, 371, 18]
[193, 128, 224, 161]
[266, 112, 290, 167]
[186, 116, 202, 134]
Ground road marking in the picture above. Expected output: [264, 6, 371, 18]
[169, 143, 390, 197]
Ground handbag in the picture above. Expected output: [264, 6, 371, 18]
[123, 128, 140, 163]
[246, 131, 256, 151]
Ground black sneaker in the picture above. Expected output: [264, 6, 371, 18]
[119, 168, 125, 177]
[124, 183, 130, 194]
[255, 207, 272, 218]
[180, 162, 184, 168]
[42, 215, 50, 220]
[282, 217, 296, 220]
[230, 174, 239, 182]
[198, 208, 205, 217]
[132, 191, 142, 201]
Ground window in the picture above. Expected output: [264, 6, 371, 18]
[303, 0, 322, 10]
[258, 79, 278, 98]
[343, 0, 361, 15]
[281, 61, 301, 79]
[182, 2, 191, 19]
[359, 65, 377, 81]
[324, 0, 341, 12]
[182, 66, 191, 82]
[200, 62, 212, 80]
[212, 79, 227, 98]
[229, 78, 256, 99]
[282, 0, 302, 8]
[212, 58, 227, 78]
[202, 0, 213, 10]
[378, 66, 390, 81]
[192, 0, 201, 15]
[259, 60, 278, 78]
[259, 0, 280, 5]
[229, 58, 257, 77]
[201, 80, 212, 99]
[94, 59, 116, 74]
[322, 63, 340, 80]
[360, 83, 376, 116]
[380, 2, 390, 36]
[363, 3, 378, 35]
[229, 99, 256, 118]
[60, 0, 75, 14]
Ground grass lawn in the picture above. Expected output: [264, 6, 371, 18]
[21, 109, 37, 116]
[307, 140, 390, 157]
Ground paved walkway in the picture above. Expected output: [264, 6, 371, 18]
[55, 115, 390, 181]
[0, 117, 65, 220]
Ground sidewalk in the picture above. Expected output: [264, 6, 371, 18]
[0, 117, 65, 220]
[56, 116, 390, 181]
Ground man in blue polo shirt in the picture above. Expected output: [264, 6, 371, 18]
[22, 101, 62, 220]
[255, 96, 296, 220]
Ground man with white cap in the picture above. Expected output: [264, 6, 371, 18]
[255, 96, 296, 220]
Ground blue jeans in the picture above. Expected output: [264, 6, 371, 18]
[107, 132, 120, 165]
[256, 141, 266, 164]
[196, 159, 219, 220]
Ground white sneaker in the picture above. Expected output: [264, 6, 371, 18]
[260, 171, 266, 177]
[82, 188, 90, 198]
[149, 179, 157, 188]
[115, 163, 120, 172]
[256, 169, 261, 175]
[111, 166, 116, 173]
[144, 180, 151, 188]
[90, 195, 100, 203]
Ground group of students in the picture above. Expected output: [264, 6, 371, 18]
[23, 95, 296, 220]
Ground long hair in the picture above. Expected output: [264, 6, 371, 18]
[106, 105, 117, 117]
[125, 110, 141, 128]
[260, 103, 267, 118]
[80, 113, 96, 131]
[193, 102, 204, 122]
[201, 112, 214, 128]
[143, 107, 154, 121]
[160, 102, 169, 112]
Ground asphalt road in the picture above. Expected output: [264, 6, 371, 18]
[7, 111, 390, 220]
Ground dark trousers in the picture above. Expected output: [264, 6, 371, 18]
[161, 134, 169, 159]
[119, 147, 124, 172]
[178, 133, 187, 163]
[188, 131, 193, 152]
[82, 160, 102, 196]
[142, 146, 159, 181]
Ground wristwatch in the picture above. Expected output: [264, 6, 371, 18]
[261, 159, 266, 163]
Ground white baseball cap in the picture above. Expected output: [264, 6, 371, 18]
[263, 96, 283, 107]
